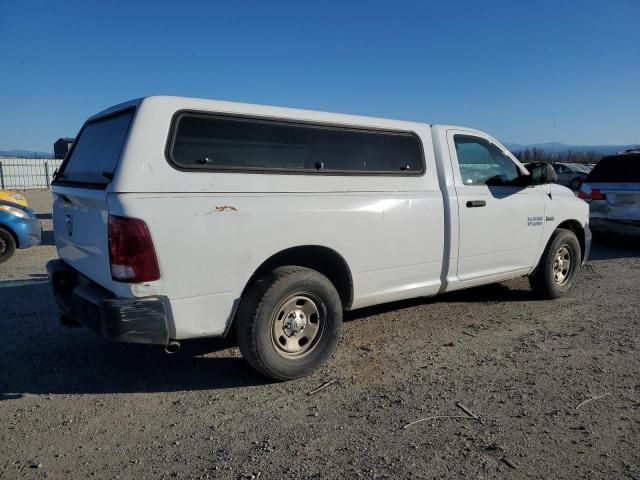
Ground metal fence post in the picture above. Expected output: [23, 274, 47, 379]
[45, 161, 50, 188]
[0, 161, 4, 189]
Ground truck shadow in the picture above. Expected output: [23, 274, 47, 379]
[0, 282, 270, 398]
[345, 282, 538, 322]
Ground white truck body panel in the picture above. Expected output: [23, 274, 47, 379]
[51, 96, 589, 340]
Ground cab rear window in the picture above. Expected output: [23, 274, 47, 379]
[54, 110, 134, 186]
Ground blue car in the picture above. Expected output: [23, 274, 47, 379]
[0, 200, 42, 263]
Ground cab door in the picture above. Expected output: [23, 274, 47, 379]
[446, 130, 546, 282]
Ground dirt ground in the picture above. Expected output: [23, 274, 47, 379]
[0, 191, 638, 479]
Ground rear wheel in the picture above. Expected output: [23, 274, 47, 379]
[529, 228, 581, 299]
[236, 266, 342, 380]
[0, 228, 16, 264]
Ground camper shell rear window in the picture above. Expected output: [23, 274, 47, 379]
[166, 111, 425, 175]
[54, 109, 134, 187]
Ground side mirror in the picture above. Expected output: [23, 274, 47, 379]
[524, 162, 558, 185]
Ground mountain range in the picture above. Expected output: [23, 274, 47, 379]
[503, 142, 639, 155]
[0, 149, 53, 159]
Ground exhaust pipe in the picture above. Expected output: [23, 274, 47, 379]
[165, 340, 181, 354]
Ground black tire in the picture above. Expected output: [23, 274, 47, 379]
[529, 228, 581, 299]
[570, 177, 583, 190]
[0, 228, 16, 264]
[236, 266, 342, 381]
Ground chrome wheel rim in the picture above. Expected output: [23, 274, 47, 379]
[271, 294, 323, 357]
[553, 245, 572, 285]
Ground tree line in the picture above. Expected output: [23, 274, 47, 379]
[510, 147, 602, 164]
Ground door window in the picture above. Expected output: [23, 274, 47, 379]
[454, 135, 520, 186]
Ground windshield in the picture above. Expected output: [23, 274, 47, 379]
[55, 110, 134, 186]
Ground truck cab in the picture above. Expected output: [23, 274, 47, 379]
[431, 126, 589, 288]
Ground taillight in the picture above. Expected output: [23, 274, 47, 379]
[578, 186, 606, 202]
[108, 215, 160, 282]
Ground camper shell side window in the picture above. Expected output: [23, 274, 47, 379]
[165, 111, 425, 175]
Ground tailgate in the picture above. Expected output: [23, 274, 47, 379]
[51, 108, 135, 291]
[605, 191, 640, 207]
[591, 182, 640, 222]
[53, 188, 113, 289]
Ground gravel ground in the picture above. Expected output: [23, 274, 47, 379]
[0, 191, 639, 479]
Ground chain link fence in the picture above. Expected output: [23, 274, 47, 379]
[0, 158, 64, 190]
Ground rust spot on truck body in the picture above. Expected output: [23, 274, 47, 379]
[214, 206, 237, 212]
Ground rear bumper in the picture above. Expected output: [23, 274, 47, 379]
[590, 218, 640, 237]
[46, 259, 172, 345]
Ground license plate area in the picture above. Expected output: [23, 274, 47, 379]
[608, 193, 640, 205]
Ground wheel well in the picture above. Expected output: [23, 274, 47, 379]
[557, 220, 585, 261]
[244, 245, 353, 309]
[0, 224, 18, 248]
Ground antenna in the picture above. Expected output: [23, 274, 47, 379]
[551, 114, 557, 163]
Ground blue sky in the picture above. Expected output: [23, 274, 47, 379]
[1, 0, 638, 152]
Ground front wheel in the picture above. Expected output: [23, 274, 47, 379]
[529, 228, 581, 299]
[0, 228, 16, 264]
[236, 266, 343, 380]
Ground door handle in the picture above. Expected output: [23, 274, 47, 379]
[466, 200, 486, 208]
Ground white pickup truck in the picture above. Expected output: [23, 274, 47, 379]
[47, 96, 591, 380]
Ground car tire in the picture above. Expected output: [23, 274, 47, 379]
[236, 266, 343, 381]
[0, 228, 16, 264]
[569, 177, 582, 190]
[529, 228, 581, 299]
